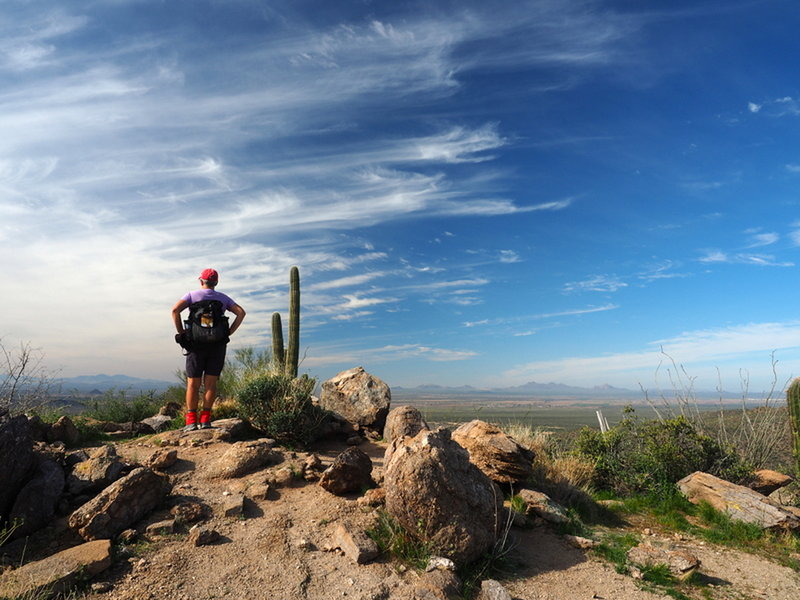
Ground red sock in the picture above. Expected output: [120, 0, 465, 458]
[185, 410, 197, 425]
[200, 410, 212, 424]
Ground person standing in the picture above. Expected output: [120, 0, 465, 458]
[171, 269, 246, 431]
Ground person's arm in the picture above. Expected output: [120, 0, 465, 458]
[228, 303, 246, 336]
[171, 299, 189, 333]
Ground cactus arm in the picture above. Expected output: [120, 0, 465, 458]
[271, 312, 285, 374]
[286, 266, 300, 378]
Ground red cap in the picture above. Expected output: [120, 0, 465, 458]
[199, 268, 219, 282]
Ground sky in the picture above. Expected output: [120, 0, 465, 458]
[3, 0, 800, 394]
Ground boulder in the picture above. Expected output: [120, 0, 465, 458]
[627, 543, 700, 580]
[8, 455, 65, 538]
[383, 405, 429, 444]
[145, 448, 178, 471]
[47, 415, 80, 446]
[0, 539, 112, 599]
[319, 367, 391, 433]
[68, 467, 171, 540]
[318, 447, 374, 496]
[141, 414, 174, 433]
[516, 489, 569, 524]
[206, 439, 275, 479]
[677, 471, 800, 530]
[769, 480, 800, 507]
[0, 411, 36, 524]
[749, 469, 793, 496]
[384, 428, 502, 567]
[170, 501, 208, 524]
[452, 420, 534, 485]
[66, 444, 127, 496]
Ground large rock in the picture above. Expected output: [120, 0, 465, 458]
[452, 420, 534, 485]
[678, 471, 800, 530]
[66, 444, 127, 495]
[47, 415, 80, 446]
[319, 367, 391, 433]
[69, 467, 171, 540]
[206, 438, 276, 479]
[0, 411, 36, 522]
[8, 455, 65, 538]
[383, 405, 429, 444]
[749, 469, 793, 496]
[384, 428, 502, 567]
[318, 447, 374, 496]
[627, 543, 700, 580]
[0, 539, 112, 599]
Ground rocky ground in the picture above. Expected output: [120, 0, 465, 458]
[2, 429, 799, 600]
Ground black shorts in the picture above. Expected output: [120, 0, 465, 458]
[185, 344, 227, 378]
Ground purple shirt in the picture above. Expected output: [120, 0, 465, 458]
[182, 289, 236, 311]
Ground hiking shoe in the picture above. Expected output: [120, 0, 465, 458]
[198, 421, 214, 430]
[183, 423, 199, 432]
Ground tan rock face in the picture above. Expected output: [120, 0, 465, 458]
[383, 405, 429, 445]
[206, 438, 275, 479]
[383, 428, 502, 567]
[678, 471, 800, 530]
[68, 467, 171, 540]
[0, 539, 112, 599]
[319, 367, 391, 432]
[750, 469, 793, 496]
[451, 420, 534, 485]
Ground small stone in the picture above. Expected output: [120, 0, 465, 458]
[563, 534, 600, 549]
[117, 529, 137, 544]
[145, 519, 175, 536]
[425, 556, 456, 572]
[331, 522, 379, 564]
[223, 493, 245, 517]
[476, 579, 512, 600]
[91, 581, 113, 593]
[188, 526, 220, 547]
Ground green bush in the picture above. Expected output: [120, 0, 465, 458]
[574, 408, 750, 496]
[236, 373, 326, 446]
[83, 390, 164, 423]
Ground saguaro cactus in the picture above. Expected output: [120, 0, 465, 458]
[271, 312, 285, 374]
[788, 377, 800, 477]
[286, 266, 300, 378]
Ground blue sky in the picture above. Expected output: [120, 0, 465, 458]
[4, 0, 800, 393]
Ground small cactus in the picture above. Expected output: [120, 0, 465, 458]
[787, 377, 800, 477]
[270, 266, 301, 378]
[271, 312, 285, 374]
[286, 266, 300, 378]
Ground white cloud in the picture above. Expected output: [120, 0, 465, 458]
[564, 274, 627, 293]
[499, 250, 521, 263]
[502, 321, 800, 389]
[745, 231, 779, 248]
[698, 250, 792, 267]
[786, 164, 800, 173]
[748, 102, 761, 113]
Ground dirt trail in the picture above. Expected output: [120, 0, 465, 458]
[13, 433, 799, 600]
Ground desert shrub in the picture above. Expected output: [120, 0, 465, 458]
[574, 408, 751, 496]
[236, 373, 326, 446]
[83, 389, 164, 423]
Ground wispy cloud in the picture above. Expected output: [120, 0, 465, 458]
[744, 230, 779, 248]
[564, 274, 627, 293]
[502, 321, 800, 388]
[697, 250, 793, 267]
[747, 96, 800, 118]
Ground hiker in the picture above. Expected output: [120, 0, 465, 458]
[171, 268, 246, 431]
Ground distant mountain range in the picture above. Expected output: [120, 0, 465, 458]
[393, 380, 732, 399]
[393, 380, 640, 397]
[56, 374, 175, 394]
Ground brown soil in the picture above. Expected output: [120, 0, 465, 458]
[7, 432, 800, 600]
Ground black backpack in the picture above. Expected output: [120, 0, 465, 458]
[184, 300, 230, 347]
